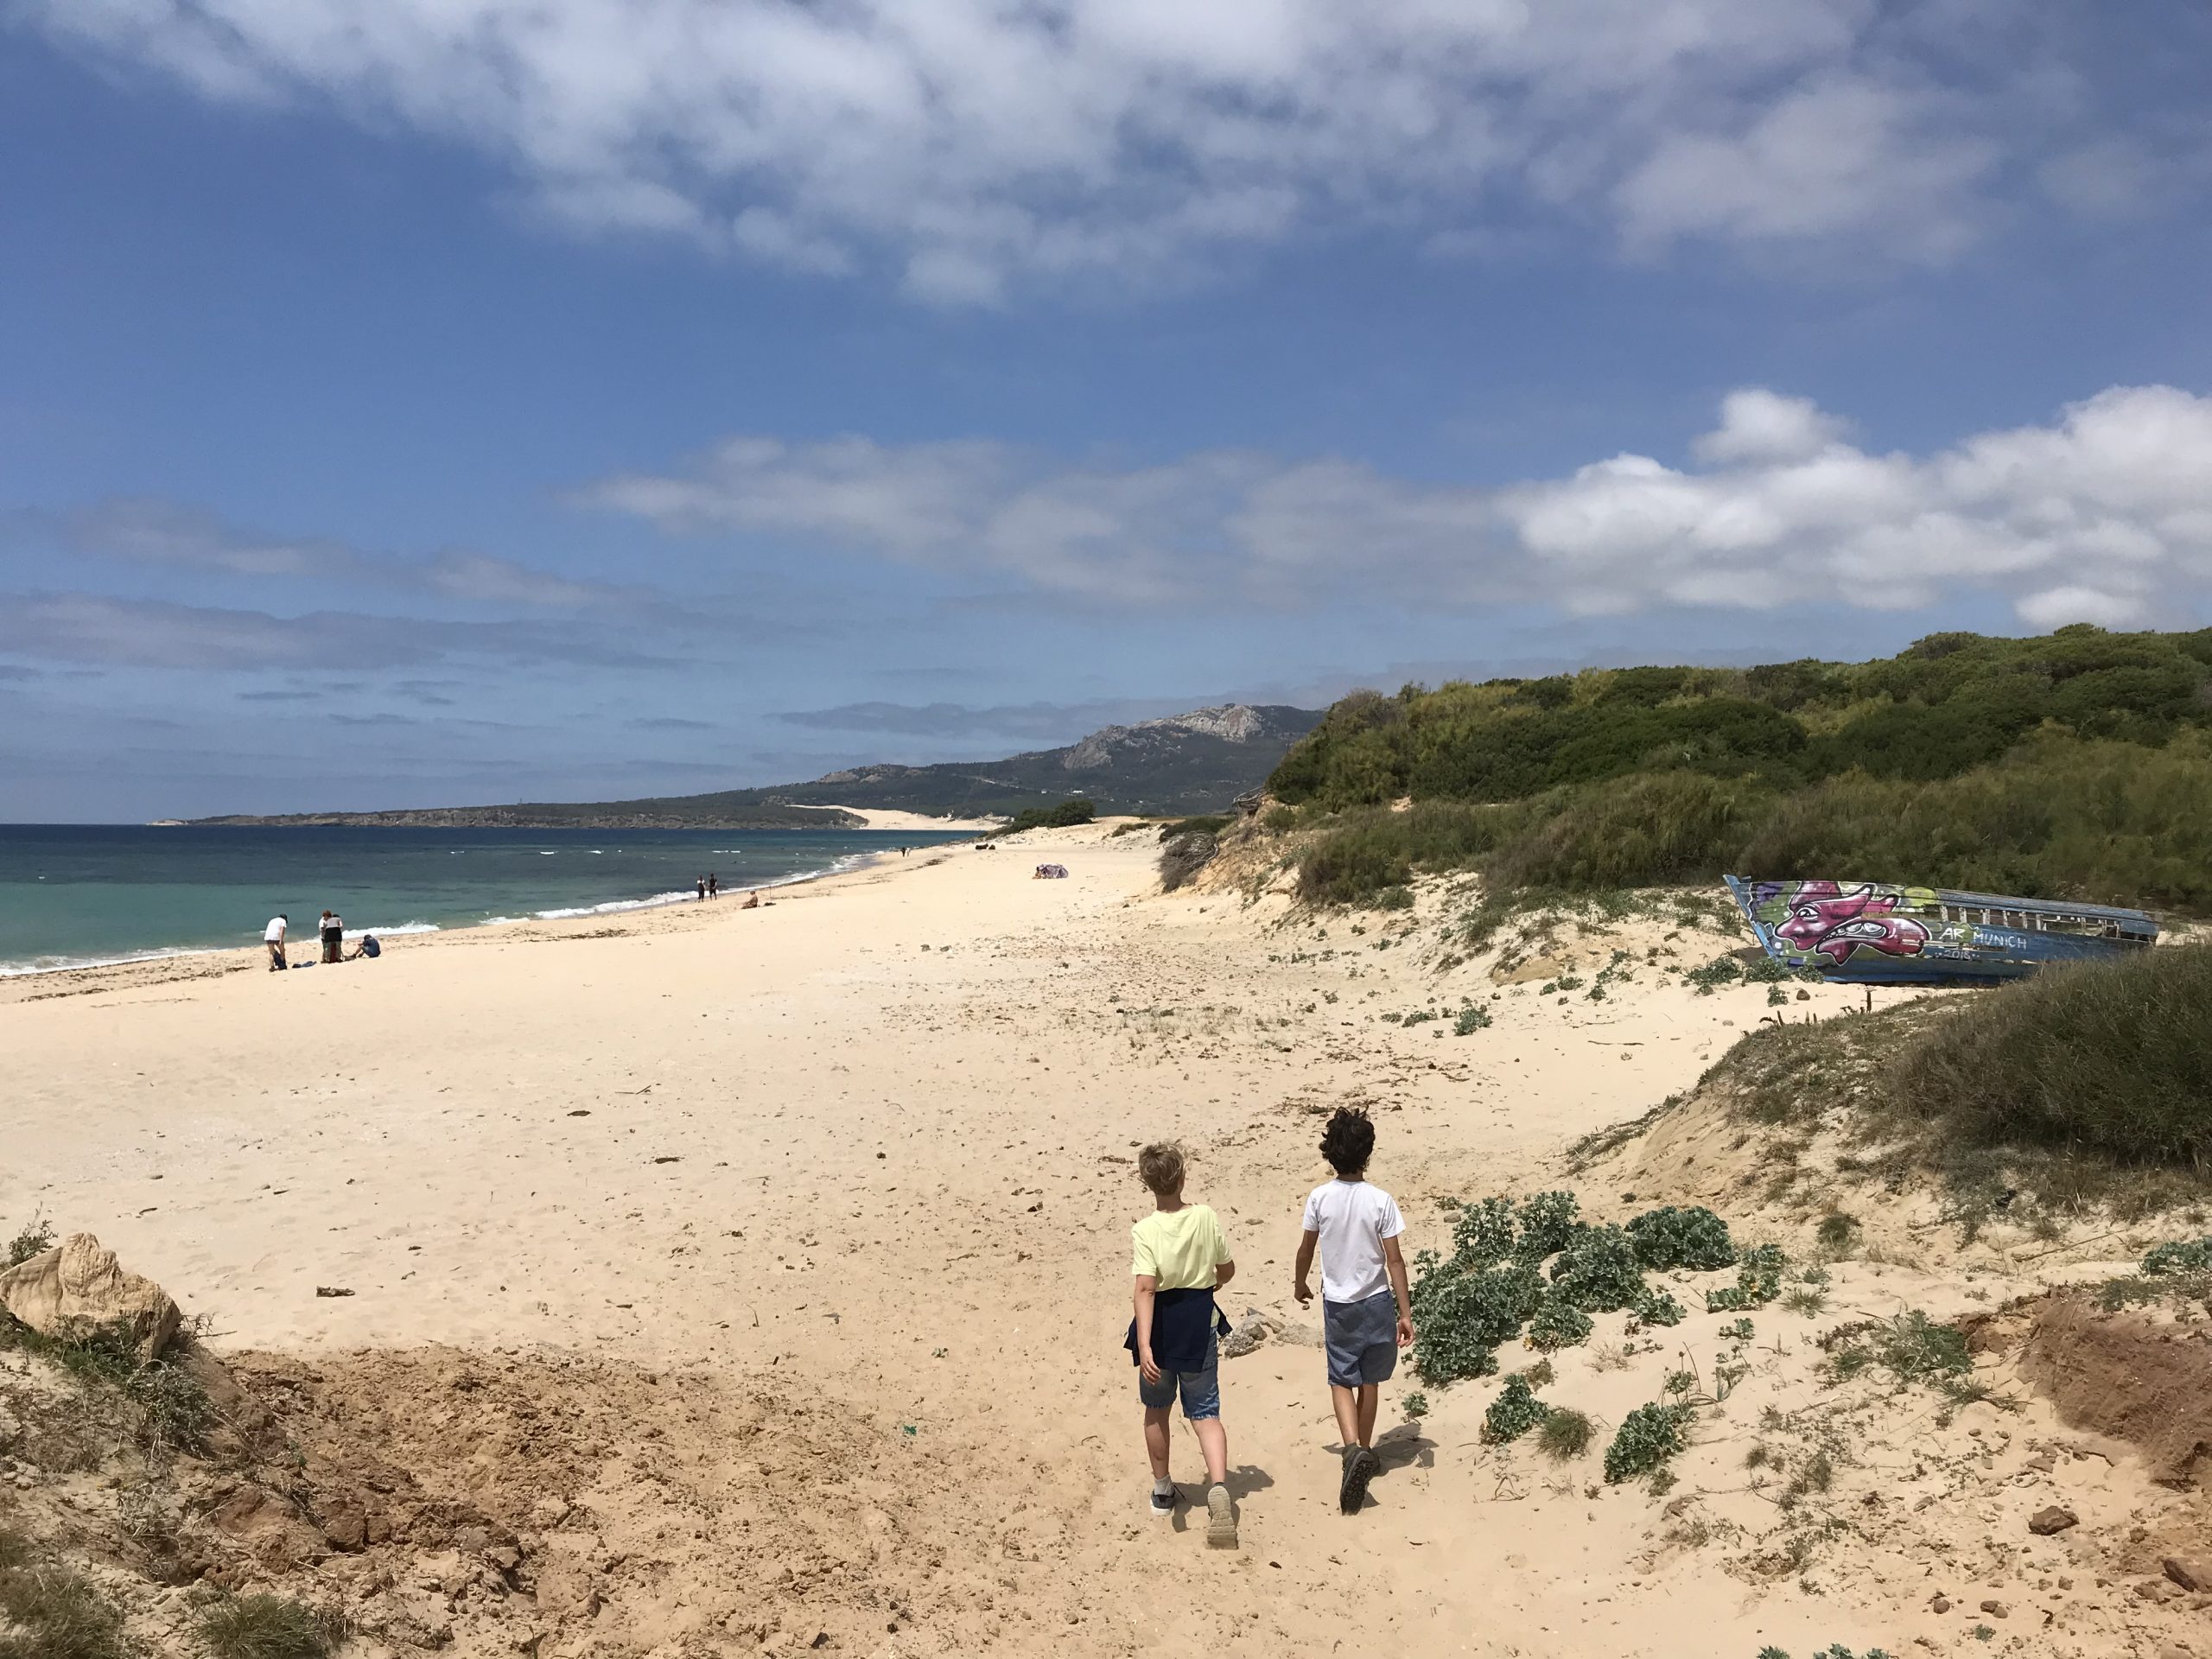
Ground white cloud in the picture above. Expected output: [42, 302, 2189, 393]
[13, 0, 2143, 298]
[588, 384, 2212, 629]
[58, 498, 619, 610]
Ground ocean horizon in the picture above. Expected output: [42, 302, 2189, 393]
[0, 823, 970, 976]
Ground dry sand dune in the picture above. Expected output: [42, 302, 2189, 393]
[6, 823, 2209, 1657]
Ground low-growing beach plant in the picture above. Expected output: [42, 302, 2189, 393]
[1402, 1390, 1429, 1420]
[1707, 1243, 1788, 1313]
[1825, 1311, 1971, 1387]
[1604, 1402, 1690, 1484]
[1626, 1205, 1738, 1272]
[5, 1217, 54, 1268]
[1410, 1262, 1544, 1382]
[2141, 1236, 2212, 1275]
[1453, 1003, 1491, 1034]
[1511, 1191, 1586, 1262]
[1815, 1213, 1861, 1252]
[1548, 1225, 1647, 1313]
[1527, 1294, 1592, 1351]
[1482, 1373, 1551, 1443]
[1757, 1648, 1896, 1658]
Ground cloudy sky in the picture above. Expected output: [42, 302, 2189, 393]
[3, 0, 2209, 819]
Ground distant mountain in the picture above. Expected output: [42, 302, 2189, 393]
[193, 703, 1322, 827]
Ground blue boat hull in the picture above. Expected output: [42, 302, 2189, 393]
[1723, 876, 2158, 985]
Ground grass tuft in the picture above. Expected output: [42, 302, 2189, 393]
[1536, 1407, 1593, 1461]
[195, 1595, 349, 1659]
[0, 1564, 129, 1659]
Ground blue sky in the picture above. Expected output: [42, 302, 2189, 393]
[3, 2, 2209, 820]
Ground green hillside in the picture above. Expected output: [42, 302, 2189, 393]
[1268, 627, 2212, 912]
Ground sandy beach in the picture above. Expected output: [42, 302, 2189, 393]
[5, 821, 2200, 1658]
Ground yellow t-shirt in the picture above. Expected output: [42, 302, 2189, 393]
[1131, 1204, 1231, 1291]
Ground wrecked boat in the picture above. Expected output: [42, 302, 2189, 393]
[1722, 875, 2158, 985]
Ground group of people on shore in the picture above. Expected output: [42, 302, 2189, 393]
[263, 910, 378, 970]
[1128, 1105, 1413, 1548]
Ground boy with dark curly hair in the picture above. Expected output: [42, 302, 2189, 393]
[1126, 1140, 1239, 1547]
[1294, 1106, 1414, 1512]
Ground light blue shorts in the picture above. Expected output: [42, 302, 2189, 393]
[1138, 1337, 1221, 1421]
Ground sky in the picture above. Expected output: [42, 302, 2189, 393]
[3, 1, 2209, 820]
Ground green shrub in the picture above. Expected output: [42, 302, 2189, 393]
[1706, 1243, 1786, 1313]
[1891, 944, 2212, 1168]
[1447, 1197, 1518, 1270]
[1630, 1286, 1686, 1328]
[1527, 1294, 1593, 1351]
[1604, 1402, 1689, 1483]
[1548, 1226, 1646, 1312]
[1453, 1003, 1492, 1034]
[5, 1218, 53, 1268]
[1410, 1262, 1544, 1383]
[2142, 1236, 2212, 1275]
[1625, 1205, 1738, 1272]
[1482, 1373, 1551, 1442]
[1510, 1192, 1586, 1263]
[195, 1595, 348, 1659]
[1261, 804, 1299, 833]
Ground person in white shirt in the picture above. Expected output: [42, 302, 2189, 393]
[264, 914, 289, 971]
[1294, 1106, 1415, 1514]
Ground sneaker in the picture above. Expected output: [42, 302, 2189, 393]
[1205, 1483, 1237, 1548]
[1148, 1484, 1178, 1518]
[1340, 1446, 1379, 1513]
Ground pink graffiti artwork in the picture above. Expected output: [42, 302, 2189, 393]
[1774, 881, 1929, 966]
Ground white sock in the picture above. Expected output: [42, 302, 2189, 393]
[1153, 1477, 1174, 1497]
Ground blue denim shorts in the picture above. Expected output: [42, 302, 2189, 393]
[1138, 1337, 1221, 1420]
[1324, 1291, 1400, 1388]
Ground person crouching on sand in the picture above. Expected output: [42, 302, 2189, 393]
[319, 910, 344, 963]
[1127, 1141, 1238, 1547]
[1294, 1106, 1415, 1514]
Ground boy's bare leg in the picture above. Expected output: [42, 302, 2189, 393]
[1356, 1384, 1380, 1447]
[1330, 1383, 1362, 1449]
[1192, 1417, 1229, 1486]
[1143, 1407, 1173, 1480]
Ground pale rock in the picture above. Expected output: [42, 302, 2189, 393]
[0, 1233, 181, 1362]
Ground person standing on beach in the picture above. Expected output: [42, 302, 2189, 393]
[696, 875, 707, 902]
[707, 873, 718, 899]
[1127, 1141, 1239, 1548]
[1294, 1106, 1415, 1514]
[319, 910, 344, 963]
[264, 913, 289, 971]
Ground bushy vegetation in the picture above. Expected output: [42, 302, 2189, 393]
[196, 1595, 347, 1659]
[1482, 1374, 1551, 1443]
[1626, 1206, 1738, 1272]
[1825, 1312, 1972, 1387]
[1604, 1402, 1690, 1484]
[1272, 628, 2212, 912]
[1412, 1190, 1770, 1382]
[1896, 943, 2212, 1168]
[0, 1560, 129, 1659]
[5, 1217, 53, 1268]
[0, 1310, 213, 1452]
[987, 797, 1096, 836]
[1157, 831, 1218, 892]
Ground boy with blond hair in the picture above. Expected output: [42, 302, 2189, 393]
[1127, 1141, 1238, 1547]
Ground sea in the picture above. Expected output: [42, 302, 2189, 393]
[0, 823, 971, 976]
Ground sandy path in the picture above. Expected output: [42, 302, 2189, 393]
[2, 825, 1947, 1656]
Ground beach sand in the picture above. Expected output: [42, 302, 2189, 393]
[4, 822, 2196, 1656]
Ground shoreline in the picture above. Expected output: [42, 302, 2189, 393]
[0, 826, 982, 984]
[0, 837, 931, 994]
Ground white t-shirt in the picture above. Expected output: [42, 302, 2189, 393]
[264, 917, 287, 943]
[1301, 1179, 1405, 1305]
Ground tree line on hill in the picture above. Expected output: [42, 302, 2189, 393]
[1267, 626, 2212, 912]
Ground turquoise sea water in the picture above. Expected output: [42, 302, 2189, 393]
[0, 824, 969, 975]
